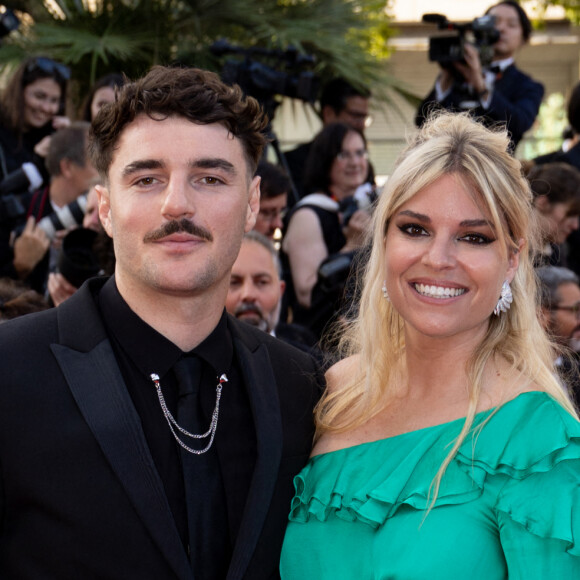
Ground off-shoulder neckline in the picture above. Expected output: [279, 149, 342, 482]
[311, 391, 555, 460]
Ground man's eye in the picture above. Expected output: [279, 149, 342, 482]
[136, 177, 156, 186]
[201, 176, 224, 185]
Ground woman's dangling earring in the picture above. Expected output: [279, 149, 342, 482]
[494, 280, 513, 316]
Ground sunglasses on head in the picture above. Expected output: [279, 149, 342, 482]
[26, 57, 71, 81]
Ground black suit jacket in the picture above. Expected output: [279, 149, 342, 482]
[0, 278, 322, 579]
[416, 64, 544, 151]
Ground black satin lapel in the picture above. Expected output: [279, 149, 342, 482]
[226, 340, 283, 580]
[52, 340, 193, 580]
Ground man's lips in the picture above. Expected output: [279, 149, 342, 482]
[157, 233, 201, 243]
[238, 310, 260, 318]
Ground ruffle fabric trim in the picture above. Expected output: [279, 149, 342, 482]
[289, 392, 580, 555]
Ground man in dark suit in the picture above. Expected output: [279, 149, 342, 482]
[416, 1, 544, 152]
[0, 65, 322, 579]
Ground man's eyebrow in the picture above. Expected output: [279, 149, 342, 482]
[190, 158, 237, 175]
[122, 159, 164, 178]
[121, 157, 238, 179]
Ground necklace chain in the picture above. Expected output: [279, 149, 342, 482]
[150, 372, 228, 455]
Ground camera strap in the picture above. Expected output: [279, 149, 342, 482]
[26, 186, 49, 221]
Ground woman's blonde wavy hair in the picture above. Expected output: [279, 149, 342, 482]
[316, 112, 578, 498]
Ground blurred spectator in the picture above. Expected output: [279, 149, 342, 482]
[80, 73, 125, 122]
[81, 183, 101, 232]
[226, 231, 320, 355]
[535, 80, 580, 169]
[537, 265, 580, 402]
[527, 162, 580, 267]
[47, 183, 115, 306]
[416, 1, 543, 152]
[281, 122, 372, 338]
[284, 78, 371, 200]
[0, 276, 49, 321]
[253, 160, 289, 240]
[0, 121, 97, 292]
[226, 231, 285, 334]
[0, 56, 70, 184]
[534, 81, 580, 279]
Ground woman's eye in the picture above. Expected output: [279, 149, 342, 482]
[399, 224, 427, 237]
[460, 233, 494, 245]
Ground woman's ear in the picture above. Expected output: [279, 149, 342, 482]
[506, 238, 525, 283]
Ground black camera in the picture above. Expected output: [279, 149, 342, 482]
[0, 163, 44, 231]
[210, 40, 319, 111]
[58, 227, 102, 288]
[338, 183, 379, 228]
[423, 13, 500, 68]
[0, 7, 18, 40]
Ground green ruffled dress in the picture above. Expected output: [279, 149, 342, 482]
[280, 392, 580, 579]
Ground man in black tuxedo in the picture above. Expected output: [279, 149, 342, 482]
[0, 65, 322, 579]
[416, 1, 544, 152]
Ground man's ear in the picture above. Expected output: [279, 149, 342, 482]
[95, 184, 113, 238]
[245, 175, 260, 233]
[59, 158, 73, 179]
[321, 105, 338, 125]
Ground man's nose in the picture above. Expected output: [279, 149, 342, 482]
[161, 178, 193, 218]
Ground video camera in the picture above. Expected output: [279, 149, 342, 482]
[210, 40, 319, 117]
[423, 13, 500, 68]
[0, 7, 19, 41]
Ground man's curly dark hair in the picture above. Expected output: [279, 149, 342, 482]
[89, 65, 268, 179]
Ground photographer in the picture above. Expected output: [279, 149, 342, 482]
[0, 122, 97, 292]
[416, 1, 543, 152]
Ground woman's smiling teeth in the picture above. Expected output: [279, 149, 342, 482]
[414, 283, 466, 299]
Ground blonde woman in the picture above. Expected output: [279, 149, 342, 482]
[280, 113, 580, 578]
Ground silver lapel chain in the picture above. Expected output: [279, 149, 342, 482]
[150, 372, 228, 455]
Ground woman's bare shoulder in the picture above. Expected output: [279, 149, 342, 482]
[324, 354, 360, 393]
[312, 355, 363, 457]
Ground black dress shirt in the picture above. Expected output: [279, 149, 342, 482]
[98, 277, 257, 578]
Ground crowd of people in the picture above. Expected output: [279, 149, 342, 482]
[0, 1, 579, 578]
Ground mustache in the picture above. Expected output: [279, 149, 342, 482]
[234, 302, 264, 320]
[143, 219, 213, 243]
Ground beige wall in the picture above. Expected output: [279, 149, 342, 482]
[273, 19, 580, 178]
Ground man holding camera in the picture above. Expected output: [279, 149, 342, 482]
[416, 1, 543, 152]
[0, 121, 97, 292]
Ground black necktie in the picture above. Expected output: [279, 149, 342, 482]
[173, 356, 226, 578]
